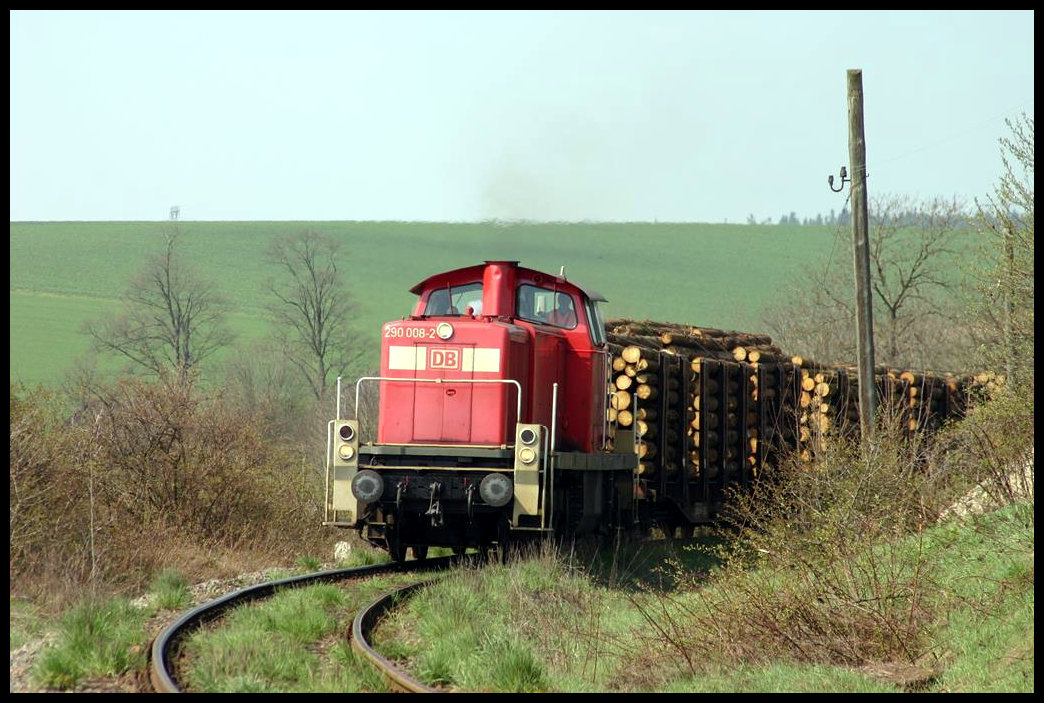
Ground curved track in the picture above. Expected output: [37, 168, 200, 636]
[149, 557, 455, 693]
[351, 581, 444, 692]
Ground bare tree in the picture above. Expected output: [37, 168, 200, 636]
[761, 273, 856, 367]
[763, 194, 973, 369]
[266, 230, 354, 401]
[865, 194, 969, 364]
[973, 113, 1034, 383]
[219, 339, 310, 441]
[84, 223, 232, 380]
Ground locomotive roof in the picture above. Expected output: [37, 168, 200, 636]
[409, 262, 607, 302]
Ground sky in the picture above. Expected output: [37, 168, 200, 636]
[9, 10, 1034, 224]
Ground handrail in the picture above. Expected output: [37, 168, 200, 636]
[324, 420, 334, 523]
[550, 382, 559, 453]
[542, 424, 552, 531]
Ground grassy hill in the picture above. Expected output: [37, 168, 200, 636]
[10, 220, 838, 386]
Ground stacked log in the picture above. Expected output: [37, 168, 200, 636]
[605, 318, 976, 482]
[786, 357, 975, 461]
[606, 319, 790, 489]
[787, 358, 856, 461]
[605, 339, 685, 477]
[750, 358, 800, 468]
[694, 358, 758, 483]
[969, 371, 1005, 399]
[891, 369, 970, 435]
[607, 318, 785, 366]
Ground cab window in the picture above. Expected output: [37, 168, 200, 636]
[424, 282, 483, 316]
[516, 284, 578, 330]
[585, 298, 606, 346]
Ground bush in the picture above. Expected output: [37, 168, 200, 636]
[932, 382, 1034, 518]
[634, 415, 958, 673]
[633, 383, 1034, 679]
[10, 384, 96, 590]
[10, 376, 333, 600]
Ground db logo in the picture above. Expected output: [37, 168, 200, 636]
[429, 347, 461, 370]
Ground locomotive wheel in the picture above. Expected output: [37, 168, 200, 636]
[410, 545, 429, 560]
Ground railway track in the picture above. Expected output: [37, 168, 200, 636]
[149, 557, 456, 693]
[351, 581, 444, 693]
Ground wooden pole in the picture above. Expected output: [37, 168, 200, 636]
[848, 69, 877, 440]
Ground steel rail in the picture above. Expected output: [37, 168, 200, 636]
[149, 556, 454, 693]
[351, 581, 444, 693]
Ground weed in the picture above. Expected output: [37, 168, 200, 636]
[32, 598, 146, 690]
[151, 568, 191, 611]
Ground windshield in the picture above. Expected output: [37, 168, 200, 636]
[423, 282, 483, 316]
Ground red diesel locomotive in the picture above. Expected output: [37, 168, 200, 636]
[323, 260, 751, 559]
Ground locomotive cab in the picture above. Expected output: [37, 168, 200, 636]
[324, 261, 638, 559]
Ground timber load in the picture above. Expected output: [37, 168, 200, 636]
[603, 318, 977, 525]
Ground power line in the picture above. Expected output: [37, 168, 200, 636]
[874, 101, 1034, 167]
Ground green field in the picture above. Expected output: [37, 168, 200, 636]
[10, 220, 838, 386]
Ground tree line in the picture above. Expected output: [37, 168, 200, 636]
[746, 204, 994, 228]
[747, 208, 854, 226]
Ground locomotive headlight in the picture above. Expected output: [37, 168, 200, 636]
[351, 469, 384, 503]
[519, 427, 538, 445]
[435, 322, 454, 340]
[518, 446, 537, 465]
[479, 473, 513, 507]
[337, 444, 356, 461]
[338, 424, 356, 442]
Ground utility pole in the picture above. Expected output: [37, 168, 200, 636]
[847, 69, 876, 440]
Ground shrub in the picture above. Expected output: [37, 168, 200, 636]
[932, 382, 1034, 519]
[634, 414, 955, 673]
[10, 375, 333, 600]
